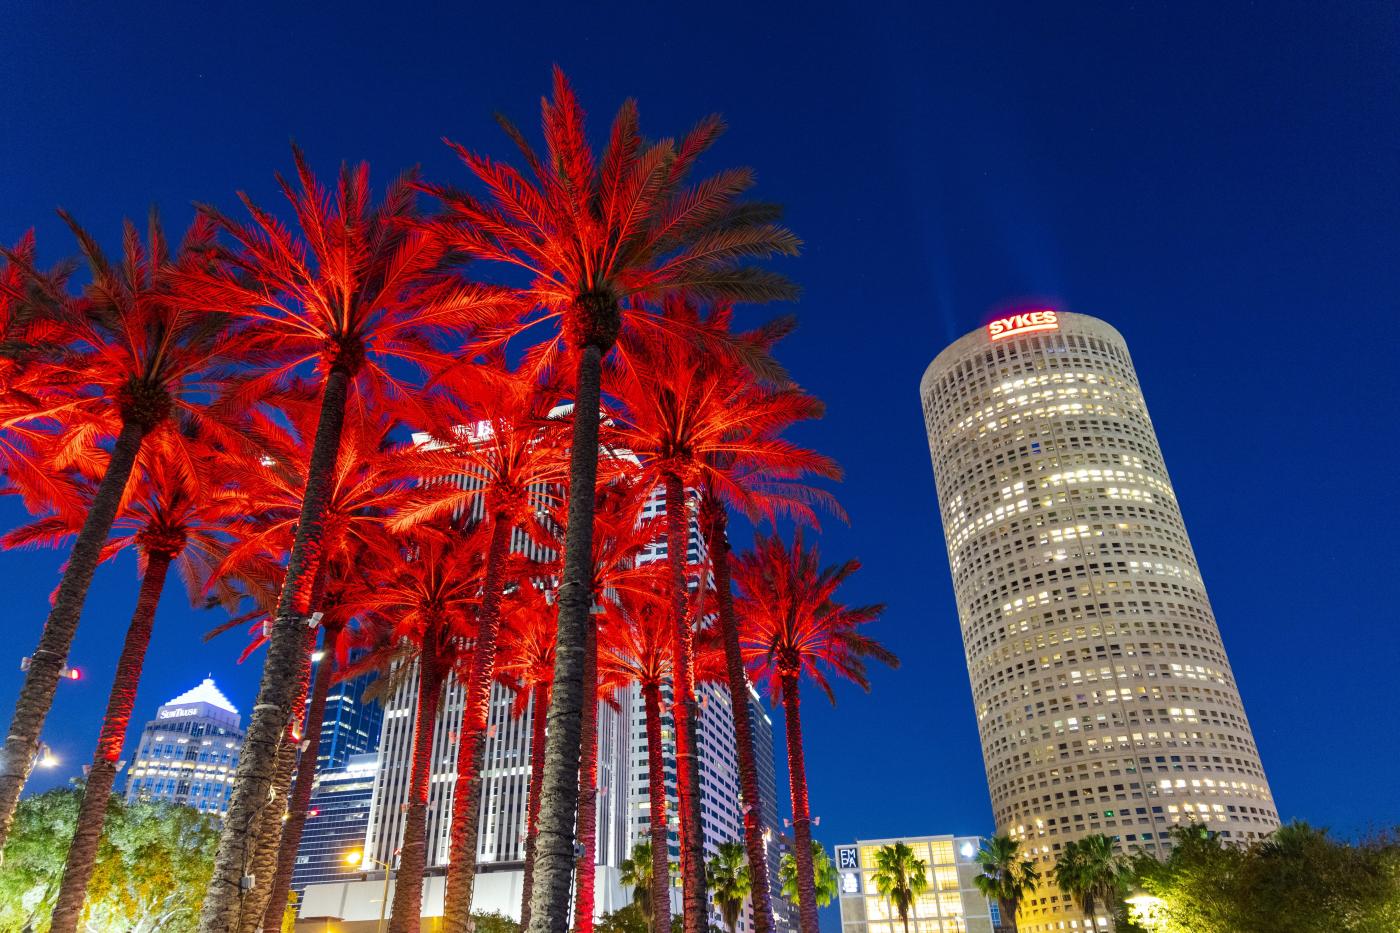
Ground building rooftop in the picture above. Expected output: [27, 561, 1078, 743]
[162, 677, 238, 715]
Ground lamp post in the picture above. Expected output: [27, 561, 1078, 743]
[346, 849, 396, 933]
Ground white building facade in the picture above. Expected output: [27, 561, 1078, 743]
[124, 677, 243, 820]
[835, 835, 995, 933]
[919, 311, 1277, 931]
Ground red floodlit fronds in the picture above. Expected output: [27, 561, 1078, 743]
[731, 530, 896, 705]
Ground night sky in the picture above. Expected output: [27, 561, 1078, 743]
[3, 1, 1398, 924]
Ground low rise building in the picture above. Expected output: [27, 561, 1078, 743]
[835, 835, 996, 933]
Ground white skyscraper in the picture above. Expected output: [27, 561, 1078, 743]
[919, 310, 1277, 932]
[124, 677, 243, 820]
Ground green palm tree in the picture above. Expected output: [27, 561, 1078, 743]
[973, 835, 1039, 933]
[779, 841, 838, 910]
[870, 843, 928, 933]
[1052, 835, 1128, 930]
[707, 842, 752, 933]
[621, 840, 657, 933]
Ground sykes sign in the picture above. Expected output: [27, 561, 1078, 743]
[988, 309, 1059, 341]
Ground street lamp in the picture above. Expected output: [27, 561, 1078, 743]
[1125, 887, 1166, 931]
[346, 849, 395, 933]
[34, 744, 59, 769]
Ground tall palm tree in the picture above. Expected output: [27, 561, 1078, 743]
[391, 365, 568, 932]
[707, 842, 752, 933]
[610, 302, 834, 931]
[0, 212, 245, 854]
[973, 835, 1039, 933]
[733, 533, 896, 933]
[181, 149, 512, 932]
[422, 68, 799, 933]
[3, 440, 240, 933]
[870, 843, 928, 933]
[597, 591, 678, 933]
[1052, 835, 1128, 931]
[778, 842, 837, 912]
[493, 588, 559, 932]
[346, 527, 481, 933]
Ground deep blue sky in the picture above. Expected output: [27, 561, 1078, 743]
[3, 0, 1399, 917]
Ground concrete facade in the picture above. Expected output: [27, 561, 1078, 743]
[919, 311, 1277, 931]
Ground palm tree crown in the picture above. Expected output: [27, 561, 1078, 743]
[973, 835, 1039, 933]
[870, 842, 928, 933]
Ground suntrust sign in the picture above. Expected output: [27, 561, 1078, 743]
[159, 707, 199, 719]
[988, 309, 1059, 341]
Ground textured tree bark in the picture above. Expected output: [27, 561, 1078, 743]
[519, 683, 550, 930]
[442, 513, 514, 931]
[780, 676, 819, 933]
[0, 418, 147, 856]
[663, 473, 707, 933]
[199, 364, 351, 933]
[241, 732, 300, 933]
[702, 514, 775, 933]
[48, 548, 174, 933]
[572, 619, 599, 933]
[524, 343, 604, 933]
[260, 622, 344, 933]
[641, 683, 672, 933]
[389, 642, 446, 933]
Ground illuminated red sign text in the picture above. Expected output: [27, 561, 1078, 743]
[988, 310, 1059, 341]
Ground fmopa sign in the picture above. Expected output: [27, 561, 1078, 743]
[987, 309, 1059, 341]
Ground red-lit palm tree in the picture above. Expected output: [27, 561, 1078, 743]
[0, 231, 89, 515]
[422, 69, 799, 933]
[344, 525, 482, 933]
[0, 212, 247, 853]
[390, 365, 570, 932]
[493, 587, 559, 932]
[732, 533, 896, 933]
[179, 150, 514, 932]
[3, 438, 243, 933]
[609, 302, 837, 931]
[221, 399, 412, 933]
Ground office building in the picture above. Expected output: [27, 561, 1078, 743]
[291, 753, 379, 894]
[124, 677, 243, 820]
[317, 649, 382, 771]
[919, 310, 1278, 931]
[835, 835, 996, 933]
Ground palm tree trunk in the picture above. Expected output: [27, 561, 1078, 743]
[900, 909, 910, 933]
[663, 473, 707, 933]
[0, 418, 147, 855]
[572, 619, 599, 933]
[999, 897, 1017, 933]
[241, 730, 299, 933]
[780, 674, 819, 933]
[702, 513, 774, 933]
[199, 363, 352, 933]
[519, 683, 550, 929]
[443, 513, 514, 931]
[260, 621, 344, 933]
[525, 341, 605, 933]
[48, 547, 174, 933]
[389, 642, 447, 933]
[642, 683, 673, 933]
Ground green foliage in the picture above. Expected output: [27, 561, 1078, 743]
[1121, 822, 1400, 933]
[870, 842, 928, 933]
[973, 835, 1039, 932]
[0, 786, 218, 933]
[779, 840, 838, 909]
[597, 902, 652, 933]
[470, 910, 522, 933]
[706, 841, 752, 933]
[1052, 833, 1130, 924]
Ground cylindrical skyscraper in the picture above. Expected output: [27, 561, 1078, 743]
[920, 311, 1276, 932]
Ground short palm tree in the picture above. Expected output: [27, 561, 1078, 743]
[778, 841, 838, 911]
[423, 68, 799, 933]
[622, 840, 655, 933]
[1052, 835, 1128, 930]
[871, 843, 928, 933]
[707, 842, 752, 933]
[973, 835, 1039, 933]
[734, 533, 895, 933]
